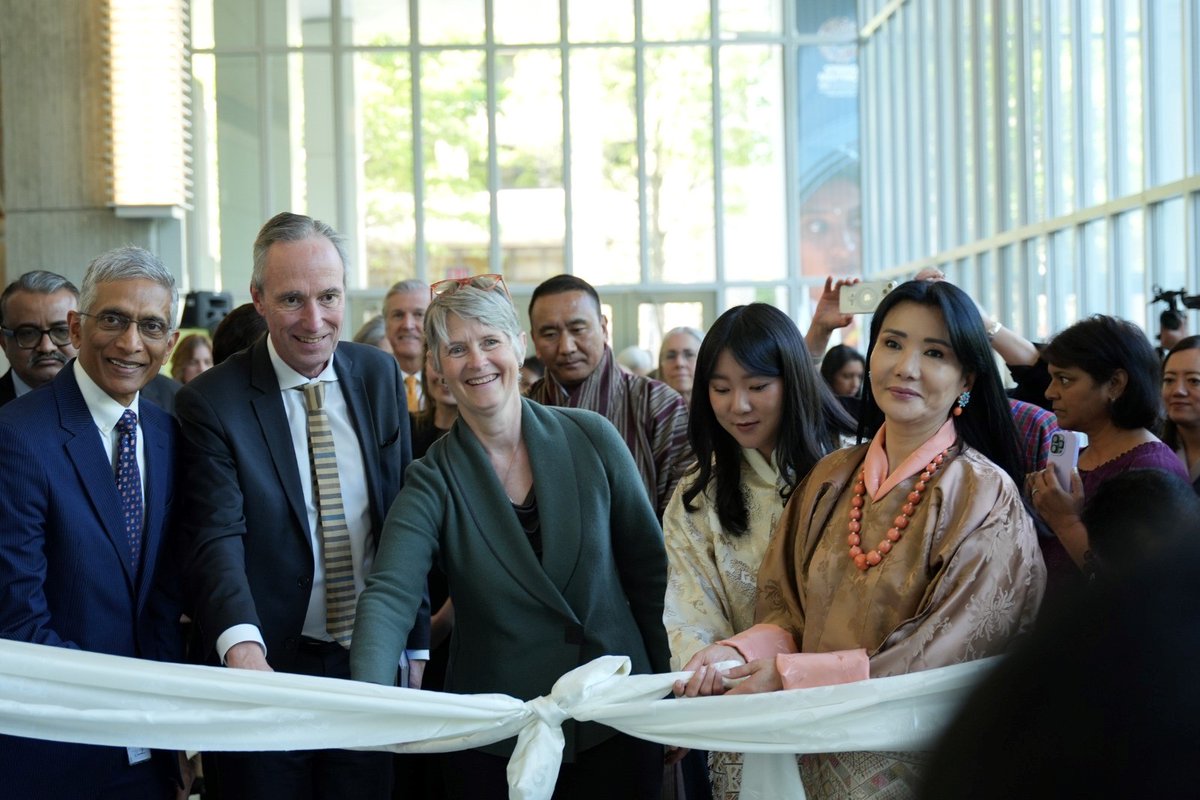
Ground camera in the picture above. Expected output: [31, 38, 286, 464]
[839, 280, 898, 314]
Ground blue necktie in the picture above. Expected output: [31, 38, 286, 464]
[115, 409, 143, 569]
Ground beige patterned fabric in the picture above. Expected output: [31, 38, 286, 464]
[798, 751, 931, 799]
[754, 442, 1046, 799]
[663, 449, 786, 671]
[663, 448, 786, 800]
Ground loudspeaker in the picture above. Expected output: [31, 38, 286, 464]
[180, 291, 234, 332]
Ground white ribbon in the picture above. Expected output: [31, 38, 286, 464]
[0, 639, 994, 800]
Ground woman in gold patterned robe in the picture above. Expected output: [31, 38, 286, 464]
[676, 280, 1047, 799]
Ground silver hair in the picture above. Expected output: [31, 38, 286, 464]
[425, 277, 523, 372]
[617, 345, 653, 372]
[79, 247, 178, 325]
[0, 270, 79, 325]
[251, 212, 349, 292]
[658, 326, 704, 362]
[353, 315, 388, 346]
[385, 279, 429, 300]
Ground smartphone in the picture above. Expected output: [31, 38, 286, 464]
[1047, 430, 1081, 489]
[839, 280, 898, 314]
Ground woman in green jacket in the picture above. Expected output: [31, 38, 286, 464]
[351, 275, 671, 800]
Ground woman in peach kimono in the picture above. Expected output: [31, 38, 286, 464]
[677, 280, 1047, 799]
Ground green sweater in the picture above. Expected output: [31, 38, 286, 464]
[351, 399, 670, 758]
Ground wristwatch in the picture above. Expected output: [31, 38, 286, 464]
[985, 318, 1003, 341]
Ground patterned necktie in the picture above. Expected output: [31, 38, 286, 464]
[405, 374, 419, 414]
[301, 381, 356, 647]
[115, 409, 143, 570]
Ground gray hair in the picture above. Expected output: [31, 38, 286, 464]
[658, 326, 704, 362]
[79, 247, 178, 325]
[353, 315, 388, 346]
[425, 277, 523, 372]
[251, 212, 349, 292]
[617, 345, 653, 372]
[385, 279, 428, 300]
[0, 270, 79, 325]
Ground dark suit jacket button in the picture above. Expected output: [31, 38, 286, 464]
[298, 576, 312, 589]
[564, 623, 584, 645]
[284, 637, 299, 651]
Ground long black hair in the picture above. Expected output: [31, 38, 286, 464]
[683, 303, 857, 535]
[859, 280, 1025, 486]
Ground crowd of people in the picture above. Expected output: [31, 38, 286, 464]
[1, 211, 1195, 800]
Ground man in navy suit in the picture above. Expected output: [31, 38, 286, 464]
[0, 247, 185, 798]
[177, 212, 427, 800]
[0, 270, 80, 406]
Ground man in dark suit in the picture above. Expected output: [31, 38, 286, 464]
[176, 212, 427, 800]
[0, 247, 185, 798]
[0, 269, 80, 406]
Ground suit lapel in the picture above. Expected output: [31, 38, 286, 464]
[249, 340, 311, 538]
[136, 407, 170, 611]
[333, 347, 383, 538]
[57, 368, 137, 591]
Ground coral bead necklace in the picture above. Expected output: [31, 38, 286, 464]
[847, 448, 951, 571]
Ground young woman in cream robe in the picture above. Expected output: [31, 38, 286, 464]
[662, 302, 855, 799]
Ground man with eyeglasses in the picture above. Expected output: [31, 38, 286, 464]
[0, 270, 80, 405]
[0, 247, 187, 798]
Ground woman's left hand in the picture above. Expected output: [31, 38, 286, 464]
[719, 658, 783, 696]
[1026, 467, 1083, 524]
[1026, 467, 1091, 565]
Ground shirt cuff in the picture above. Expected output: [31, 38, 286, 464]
[718, 623, 798, 663]
[216, 625, 266, 665]
[404, 649, 430, 663]
[775, 649, 869, 690]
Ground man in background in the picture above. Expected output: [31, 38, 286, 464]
[384, 278, 430, 414]
[527, 274, 688, 517]
[0, 269, 79, 405]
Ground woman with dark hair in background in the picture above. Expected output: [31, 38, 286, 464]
[662, 303, 854, 798]
[1028, 315, 1188, 580]
[819, 343, 865, 398]
[1161, 335, 1200, 492]
[677, 280, 1045, 799]
[210, 303, 266, 365]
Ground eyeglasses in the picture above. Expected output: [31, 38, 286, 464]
[430, 274, 510, 301]
[77, 311, 173, 341]
[1, 324, 72, 349]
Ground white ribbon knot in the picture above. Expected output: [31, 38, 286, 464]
[507, 656, 634, 800]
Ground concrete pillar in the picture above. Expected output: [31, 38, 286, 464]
[0, 0, 185, 298]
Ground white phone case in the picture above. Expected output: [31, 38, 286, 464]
[1047, 430, 1080, 489]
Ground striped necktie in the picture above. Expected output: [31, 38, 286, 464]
[115, 409, 143, 570]
[301, 381, 356, 647]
